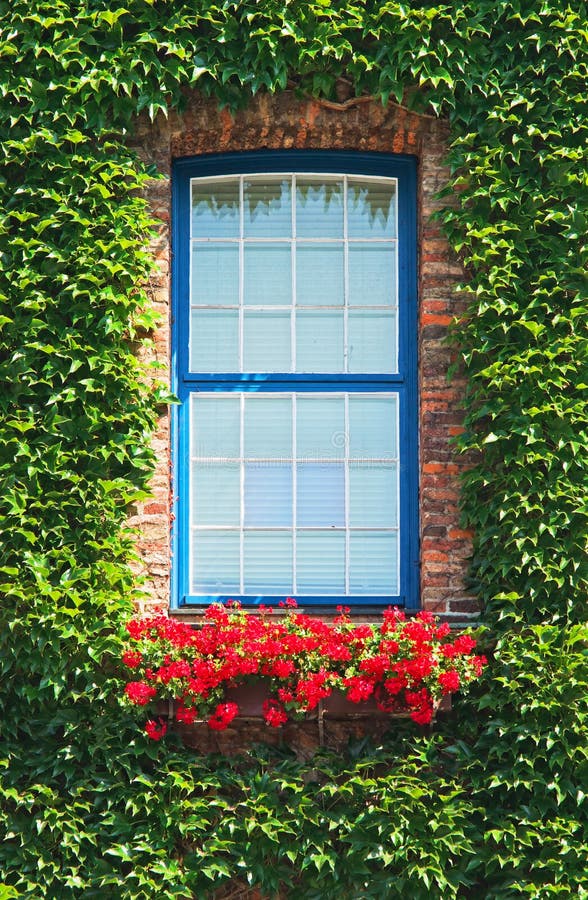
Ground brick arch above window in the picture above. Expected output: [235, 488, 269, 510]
[129, 88, 478, 621]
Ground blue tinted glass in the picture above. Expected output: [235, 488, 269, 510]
[192, 463, 240, 526]
[191, 396, 241, 458]
[296, 178, 343, 238]
[244, 178, 291, 237]
[191, 180, 240, 238]
[347, 179, 396, 238]
[296, 244, 344, 306]
[244, 463, 292, 527]
[190, 309, 239, 372]
[244, 532, 292, 593]
[243, 311, 291, 372]
[296, 396, 345, 459]
[296, 311, 344, 372]
[348, 396, 397, 459]
[191, 531, 240, 594]
[244, 243, 292, 306]
[348, 244, 396, 306]
[348, 310, 396, 373]
[349, 532, 398, 595]
[349, 463, 398, 527]
[191, 243, 239, 306]
[297, 531, 345, 594]
[297, 463, 345, 527]
[244, 397, 292, 458]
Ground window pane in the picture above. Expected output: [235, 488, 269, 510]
[296, 177, 344, 238]
[347, 179, 396, 239]
[297, 463, 345, 527]
[348, 244, 396, 306]
[348, 396, 397, 459]
[244, 397, 292, 458]
[192, 180, 239, 238]
[191, 244, 239, 306]
[244, 463, 292, 527]
[349, 463, 398, 527]
[243, 311, 291, 372]
[296, 311, 344, 372]
[348, 310, 396, 373]
[191, 531, 240, 594]
[244, 178, 291, 237]
[296, 243, 344, 306]
[297, 531, 345, 594]
[192, 396, 240, 458]
[190, 310, 239, 372]
[296, 396, 345, 459]
[244, 243, 292, 306]
[244, 532, 292, 593]
[192, 463, 240, 526]
[349, 532, 398, 595]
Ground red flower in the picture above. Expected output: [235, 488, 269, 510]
[207, 702, 240, 731]
[472, 655, 487, 676]
[410, 704, 434, 725]
[262, 699, 288, 727]
[145, 718, 167, 740]
[453, 634, 476, 655]
[125, 681, 157, 706]
[344, 676, 375, 703]
[438, 670, 460, 694]
[122, 650, 143, 669]
[175, 704, 198, 724]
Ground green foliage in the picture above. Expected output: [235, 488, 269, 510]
[0, 0, 586, 897]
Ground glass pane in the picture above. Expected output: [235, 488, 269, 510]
[296, 244, 344, 306]
[296, 311, 344, 373]
[348, 244, 396, 306]
[191, 531, 240, 594]
[191, 179, 239, 239]
[348, 396, 397, 459]
[297, 463, 344, 527]
[349, 532, 399, 595]
[244, 178, 291, 237]
[191, 244, 239, 306]
[244, 532, 292, 593]
[244, 396, 292, 458]
[244, 463, 292, 527]
[244, 243, 292, 306]
[348, 310, 396, 373]
[191, 396, 240, 458]
[297, 531, 345, 594]
[347, 179, 396, 239]
[190, 309, 239, 372]
[243, 311, 291, 372]
[349, 463, 398, 527]
[296, 396, 345, 459]
[192, 463, 240, 526]
[296, 177, 344, 238]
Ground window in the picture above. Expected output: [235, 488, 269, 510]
[172, 151, 418, 609]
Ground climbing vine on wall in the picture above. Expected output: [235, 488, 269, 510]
[0, 2, 586, 897]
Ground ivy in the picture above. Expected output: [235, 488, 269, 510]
[0, 1, 587, 897]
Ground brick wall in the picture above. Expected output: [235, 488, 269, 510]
[128, 87, 477, 622]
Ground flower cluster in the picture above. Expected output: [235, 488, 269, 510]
[120, 602, 486, 739]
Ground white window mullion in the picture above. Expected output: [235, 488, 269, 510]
[344, 392, 350, 595]
[343, 175, 349, 374]
[239, 393, 245, 594]
[291, 174, 297, 373]
[292, 393, 297, 594]
[239, 176, 244, 373]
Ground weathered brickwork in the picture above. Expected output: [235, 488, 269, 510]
[128, 88, 478, 622]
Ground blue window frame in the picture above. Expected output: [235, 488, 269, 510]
[172, 151, 418, 610]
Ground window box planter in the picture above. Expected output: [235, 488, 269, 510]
[122, 603, 484, 741]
